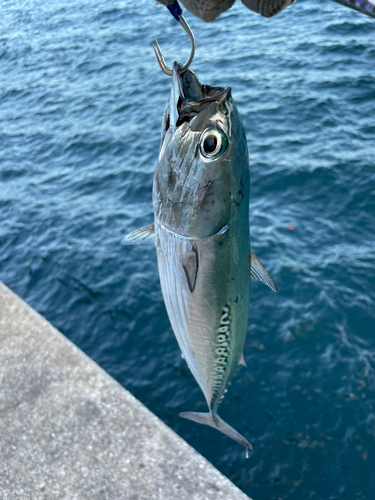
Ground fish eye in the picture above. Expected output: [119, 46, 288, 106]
[200, 128, 227, 160]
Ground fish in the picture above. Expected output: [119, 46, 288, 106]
[125, 62, 276, 450]
[158, 0, 375, 23]
[330, 0, 375, 18]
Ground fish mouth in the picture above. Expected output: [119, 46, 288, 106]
[171, 62, 230, 127]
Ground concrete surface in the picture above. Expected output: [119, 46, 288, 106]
[0, 282, 251, 500]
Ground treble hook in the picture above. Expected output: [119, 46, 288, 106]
[153, 15, 195, 76]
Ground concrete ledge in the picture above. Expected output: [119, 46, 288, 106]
[0, 282, 251, 500]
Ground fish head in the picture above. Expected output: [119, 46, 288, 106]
[153, 63, 249, 240]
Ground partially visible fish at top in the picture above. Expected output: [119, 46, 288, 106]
[331, 0, 375, 17]
[125, 60, 277, 451]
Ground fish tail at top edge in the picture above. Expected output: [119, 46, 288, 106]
[179, 411, 252, 450]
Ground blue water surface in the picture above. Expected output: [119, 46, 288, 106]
[1, 0, 375, 498]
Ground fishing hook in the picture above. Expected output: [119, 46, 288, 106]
[153, 15, 195, 76]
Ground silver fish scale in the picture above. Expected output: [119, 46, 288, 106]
[155, 222, 249, 407]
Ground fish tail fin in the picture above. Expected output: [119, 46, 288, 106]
[179, 411, 252, 450]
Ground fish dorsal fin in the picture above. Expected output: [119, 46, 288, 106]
[122, 224, 155, 245]
[250, 250, 277, 292]
[182, 244, 198, 293]
[238, 354, 247, 367]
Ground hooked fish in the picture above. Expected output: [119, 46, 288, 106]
[126, 62, 276, 451]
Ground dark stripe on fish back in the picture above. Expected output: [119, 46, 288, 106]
[212, 304, 232, 402]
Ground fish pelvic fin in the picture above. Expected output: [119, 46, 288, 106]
[250, 250, 277, 292]
[121, 224, 155, 245]
[179, 411, 252, 450]
[182, 244, 199, 293]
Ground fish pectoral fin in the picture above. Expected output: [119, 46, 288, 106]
[249, 250, 277, 292]
[238, 354, 247, 367]
[180, 411, 252, 450]
[181, 244, 198, 293]
[121, 224, 155, 245]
